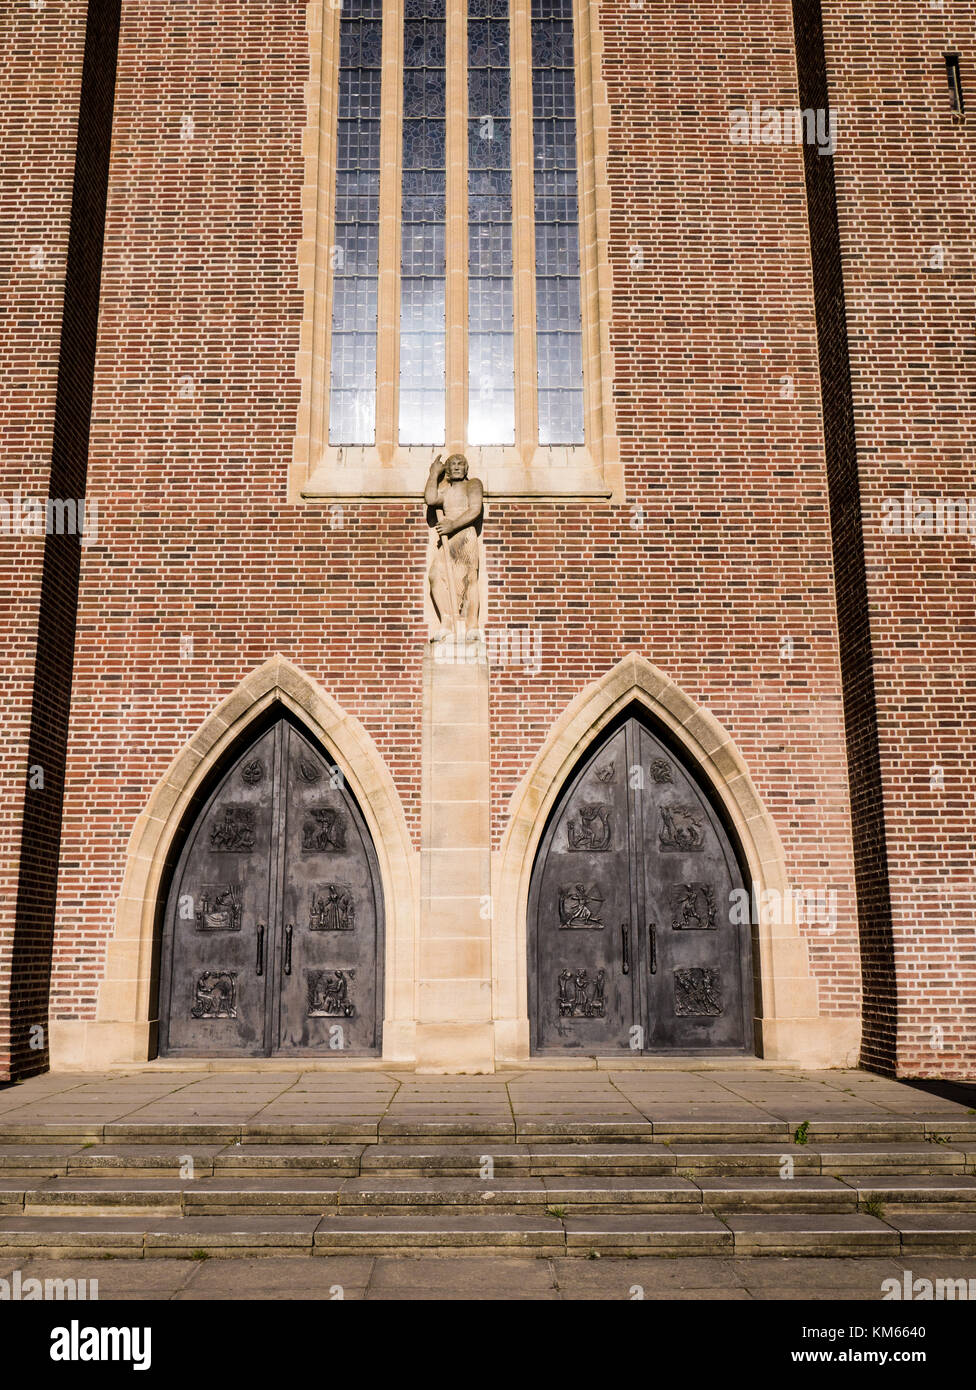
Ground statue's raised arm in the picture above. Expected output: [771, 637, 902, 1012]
[424, 454, 446, 508]
[426, 453, 484, 641]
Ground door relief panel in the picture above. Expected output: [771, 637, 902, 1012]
[160, 718, 383, 1057]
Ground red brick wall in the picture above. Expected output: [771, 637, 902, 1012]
[0, 2, 91, 1079]
[48, 1, 865, 1038]
[821, 0, 976, 1077]
[51, 2, 426, 1027]
[490, 0, 862, 1021]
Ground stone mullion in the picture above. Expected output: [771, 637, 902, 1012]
[376, 0, 403, 463]
[445, 0, 468, 452]
[510, 0, 539, 462]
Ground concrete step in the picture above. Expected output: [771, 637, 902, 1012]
[668, 1142, 973, 1177]
[3, 1173, 975, 1219]
[0, 1208, 973, 1258]
[3, 1117, 973, 1148]
[0, 1139, 972, 1181]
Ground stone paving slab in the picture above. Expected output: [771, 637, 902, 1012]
[312, 1214, 562, 1253]
[564, 1213, 731, 1254]
[725, 1213, 900, 1256]
[527, 1145, 676, 1174]
[816, 1143, 969, 1174]
[3, 1069, 973, 1136]
[0, 1124, 105, 1144]
[0, 1145, 84, 1176]
[242, 1123, 378, 1142]
[364, 1254, 557, 1299]
[145, 1217, 321, 1256]
[667, 1144, 821, 1174]
[173, 1256, 374, 1299]
[555, 1253, 747, 1295]
[920, 1122, 976, 1142]
[729, 1255, 908, 1288]
[515, 1120, 655, 1141]
[845, 1175, 976, 1206]
[693, 1176, 856, 1212]
[888, 1212, 976, 1254]
[377, 1119, 516, 1140]
[103, 1123, 243, 1144]
[214, 1144, 366, 1174]
[540, 1177, 700, 1208]
[0, 1215, 148, 1255]
[650, 1119, 792, 1141]
[187, 1177, 346, 1204]
[67, 1145, 225, 1176]
[337, 1177, 547, 1207]
[0, 1184, 25, 1217]
[3, 1249, 976, 1297]
[25, 1180, 186, 1213]
[359, 1144, 529, 1174]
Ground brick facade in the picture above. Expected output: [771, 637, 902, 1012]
[1, 1, 972, 1077]
[820, 0, 976, 1077]
[0, 1, 115, 1080]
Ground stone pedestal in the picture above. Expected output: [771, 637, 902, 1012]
[416, 643, 494, 1072]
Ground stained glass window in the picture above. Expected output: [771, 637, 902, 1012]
[531, 0, 583, 444]
[324, 0, 588, 454]
[329, 0, 383, 446]
[399, 0, 447, 445]
[467, 0, 515, 445]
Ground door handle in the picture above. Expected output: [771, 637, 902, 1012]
[256, 923, 265, 977]
[284, 922, 293, 976]
[621, 923, 630, 975]
[649, 923, 657, 975]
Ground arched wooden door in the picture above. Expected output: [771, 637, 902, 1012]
[528, 713, 753, 1055]
[159, 716, 384, 1056]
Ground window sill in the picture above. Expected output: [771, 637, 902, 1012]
[300, 445, 614, 502]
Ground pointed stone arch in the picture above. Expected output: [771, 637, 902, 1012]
[53, 656, 418, 1067]
[491, 653, 856, 1066]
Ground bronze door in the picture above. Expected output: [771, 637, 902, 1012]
[528, 715, 753, 1054]
[273, 723, 382, 1054]
[159, 718, 384, 1057]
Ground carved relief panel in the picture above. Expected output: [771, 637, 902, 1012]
[309, 883, 356, 932]
[306, 968, 356, 1018]
[193, 884, 243, 933]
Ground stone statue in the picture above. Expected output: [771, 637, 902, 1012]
[425, 452, 484, 640]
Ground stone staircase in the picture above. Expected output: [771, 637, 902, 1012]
[2, 1114, 975, 1259]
